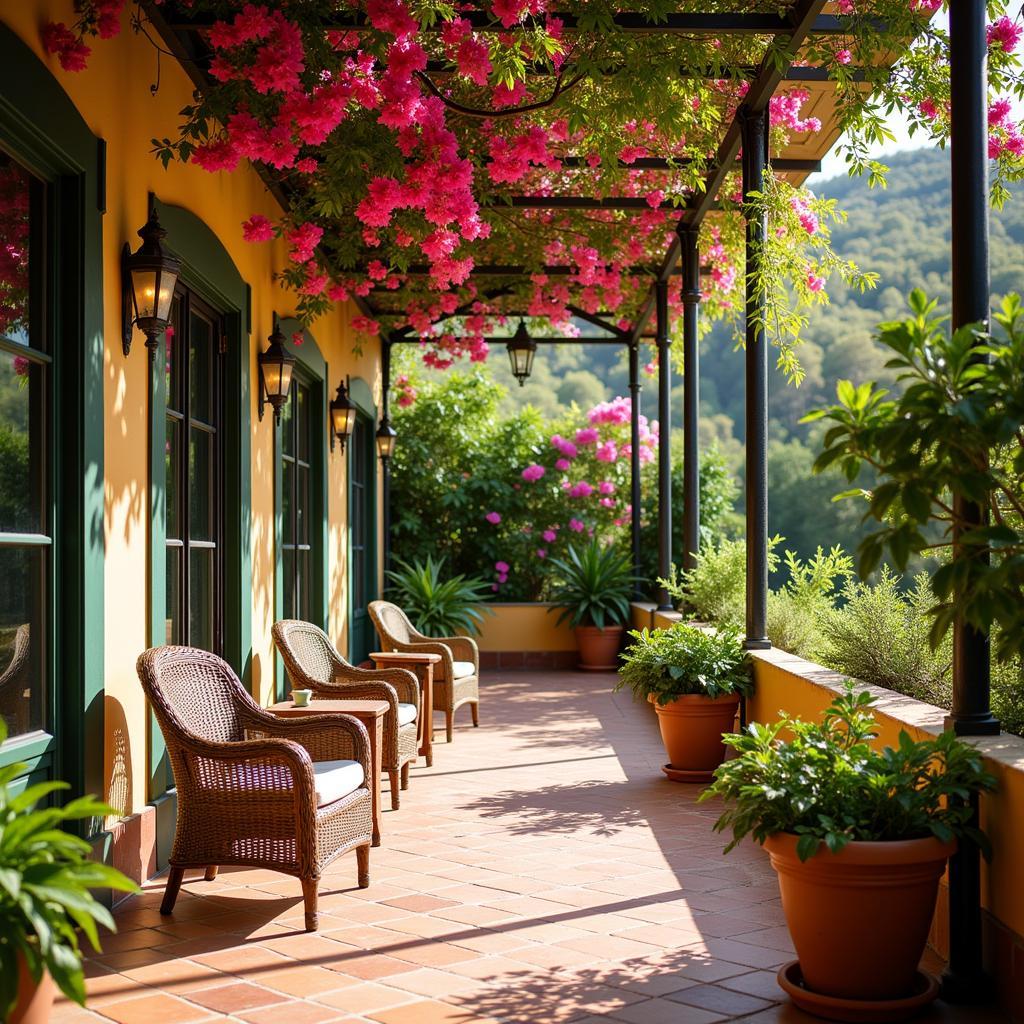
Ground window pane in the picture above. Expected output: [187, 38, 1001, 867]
[282, 547, 294, 619]
[165, 417, 180, 540]
[189, 547, 214, 651]
[298, 549, 310, 621]
[297, 383, 309, 463]
[0, 546, 45, 738]
[0, 154, 38, 350]
[297, 465, 309, 545]
[166, 296, 182, 412]
[189, 311, 215, 424]
[189, 427, 213, 542]
[165, 545, 181, 645]
[282, 456, 294, 546]
[281, 383, 295, 459]
[0, 349, 43, 534]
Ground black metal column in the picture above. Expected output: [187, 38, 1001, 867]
[680, 225, 701, 574]
[655, 280, 673, 610]
[628, 340, 643, 598]
[380, 336, 393, 581]
[740, 105, 771, 650]
[943, 0, 999, 1004]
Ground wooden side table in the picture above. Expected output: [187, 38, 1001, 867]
[369, 651, 440, 767]
[267, 699, 388, 847]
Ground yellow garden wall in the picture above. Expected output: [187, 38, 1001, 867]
[2, 6, 383, 826]
[475, 603, 576, 652]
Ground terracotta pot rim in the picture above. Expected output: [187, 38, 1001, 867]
[647, 692, 741, 708]
[764, 831, 957, 865]
[575, 624, 624, 635]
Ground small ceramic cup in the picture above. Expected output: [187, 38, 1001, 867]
[291, 689, 313, 708]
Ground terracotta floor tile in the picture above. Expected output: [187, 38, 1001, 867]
[183, 981, 289, 1013]
[313, 981, 418, 1014]
[94, 992, 216, 1024]
[233, 1000, 342, 1024]
[327, 952, 422, 981]
[669, 984, 774, 1017]
[369, 1000, 501, 1024]
[120, 959, 226, 994]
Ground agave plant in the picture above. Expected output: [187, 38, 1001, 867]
[547, 540, 638, 629]
[0, 719, 139, 1016]
[386, 555, 492, 636]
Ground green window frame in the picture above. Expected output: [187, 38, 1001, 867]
[273, 320, 328, 700]
[347, 378, 378, 665]
[0, 25, 104, 810]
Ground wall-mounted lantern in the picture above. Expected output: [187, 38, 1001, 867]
[257, 324, 296, 424]
[121, 208, 181, 359]
[330, 377, 357, 452]
[506, 319, 536, 387]
[375, 415, 397, 462]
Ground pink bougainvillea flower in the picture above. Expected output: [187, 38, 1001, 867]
[834, 48, 852, 65]
[599, 480, 616, 495]
[988, 15, 1023, 53]
[806, 271, 825, 292]
[542, 529, 557, 543]
[521, 463, 546, 482]
[574, 427, 599, 445]
[569, 481, 594, 498]
[13, 355, 30, 377]
[485, 511, 501, 525]
[555, 458, 571, 471]
[497, 572, 508, 584]
[242, 214, 274, 242]
[495, 560, 510, 573]
[569, 518, 585, 532]
[595, 440, 618, 463]
[536, 548, 547, 558]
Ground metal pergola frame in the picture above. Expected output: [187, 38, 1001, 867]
[152, 3, 999, 997]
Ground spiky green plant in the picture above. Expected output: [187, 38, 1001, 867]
[386, 555, 492, 636]
[546, 540, 638, 629]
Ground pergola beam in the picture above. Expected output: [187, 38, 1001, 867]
[400, 263, 710, 277]
[482, 195, 721, 211]
[550, 156, 821, 172]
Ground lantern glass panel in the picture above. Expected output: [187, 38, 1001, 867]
[155, 267, 178, 322]
[131, 267, 159, 319]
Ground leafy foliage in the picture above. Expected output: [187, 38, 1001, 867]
[806, 290, 1024, 660]
[547, 539, 637, 629]
[701, 684, 997, 861]
[616, 624, 752, 705]
[385, 555, 492, 637]
[0, 720, 138, 1017]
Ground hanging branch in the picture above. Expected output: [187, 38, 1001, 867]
[415, 68, 587, 118]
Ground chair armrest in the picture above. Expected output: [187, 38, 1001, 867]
[433, 635, 479, 669]
[180, 735, 318, 810]
[314, 678, 401, 719]
[331, 666, 420, 711]
[331, 667, 419, 716]
[239, 707, 371, 781]
[392, 639, 455, 679]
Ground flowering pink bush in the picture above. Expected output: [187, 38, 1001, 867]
[521, 464, 546, 482]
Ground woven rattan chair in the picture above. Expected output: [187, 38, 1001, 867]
[0, 624, 31, 737]
[368, 601, 480, 743]
[137, 645, 373, 932]
[272, 619, 420, 809]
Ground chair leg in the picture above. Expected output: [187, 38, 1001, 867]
[160, 865, 185, 916]
[357, 844, 370, 889]
[471, 702, 479, 727]
[388, 769, 400, 811]
[401, 762, 410, 790]
[301, 877, 319, 932]
[446, 711, 454, 743]
[204, 865, 219, 881]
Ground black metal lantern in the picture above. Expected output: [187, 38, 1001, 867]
[258, 324, 296, 424]
[506, 319, 536, 387]
[330, 376, 357, 452]
[122, 208, 181, 359]
[375, 415, 397, 462]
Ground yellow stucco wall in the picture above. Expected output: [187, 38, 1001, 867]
[474, 604, 577, 652]
[2, 6, 383, 820]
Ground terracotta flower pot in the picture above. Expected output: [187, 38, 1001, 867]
[11, 954, 56, 1024]
[649, 692, 740, 780]
[764, 832, 956, 1002]
[574, 624, 623, 671]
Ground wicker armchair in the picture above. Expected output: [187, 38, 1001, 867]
[368, 601, 480, 743]
[0, 624, 31, 738]
[272, 619, 420, 809]
[136, 646, 373, 932]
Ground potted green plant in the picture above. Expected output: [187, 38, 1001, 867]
[701, 684, 996, 1020]
[0, 721, 138, 1022]
[616, 623, 752, 781]
[547, 540, 637, 670]
[386, 555, 493, 636]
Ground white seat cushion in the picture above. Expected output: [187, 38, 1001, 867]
[312, 759, 365, 807]
[451, 660, 476, 680]
[396, 702, 417, 727]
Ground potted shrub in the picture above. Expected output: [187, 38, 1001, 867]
[616, 623, 752, 781]
[701, 684, 996, 1020]
[547, 540, 637, 670]
[0, 721, 138, 1022]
